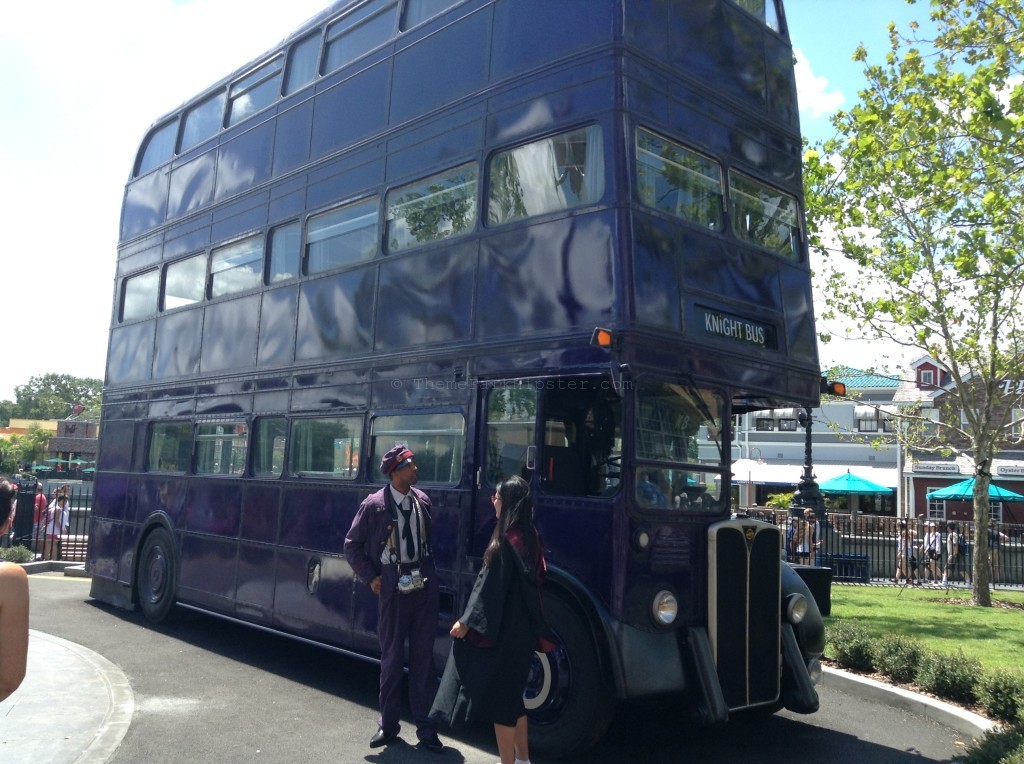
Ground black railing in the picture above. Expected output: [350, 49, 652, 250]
[6, 481, 91, 564]
[741, 508, 1024, 588]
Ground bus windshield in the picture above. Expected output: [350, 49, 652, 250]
[634, 381, 726, 510]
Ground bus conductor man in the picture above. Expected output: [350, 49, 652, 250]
[344, 444, 444, 753]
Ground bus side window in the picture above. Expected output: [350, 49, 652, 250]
[485, 386, 537, 485]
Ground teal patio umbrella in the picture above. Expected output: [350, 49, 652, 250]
[926, 478, 1024, 501]
[818, 470, 893, 495]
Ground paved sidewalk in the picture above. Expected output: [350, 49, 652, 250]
[0, 630, 134, 764]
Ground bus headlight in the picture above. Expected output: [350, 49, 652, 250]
[806, 657, 823, 685]
[785, 593, 808, 624]
[652, 590, 678, 626]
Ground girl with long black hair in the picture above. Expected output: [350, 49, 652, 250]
[430, 475, 554, 764]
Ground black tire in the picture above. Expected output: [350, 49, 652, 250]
[136, 527, 178, 624]
[525, 595, 616, 758]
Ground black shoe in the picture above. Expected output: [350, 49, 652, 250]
[417, 734, 444, 754]
[370, 727, 399, 748]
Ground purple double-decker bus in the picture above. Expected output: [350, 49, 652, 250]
[88, 0, 825, 755]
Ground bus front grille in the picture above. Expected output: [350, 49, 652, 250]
[707, 518, 782, 709]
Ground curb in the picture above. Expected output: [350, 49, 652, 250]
[20, 560, 85, 576]
[823, 666, 996, 739]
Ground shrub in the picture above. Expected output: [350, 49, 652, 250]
[872, 633, 922, 684]
[0, 545, 34, 563]
[827, 620, 875, 673]
[954, 722, 1024, 764]
[916, 649, 979, 706]
[976, 670, 1024, 724]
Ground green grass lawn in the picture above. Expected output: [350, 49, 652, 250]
[826, 584, 1024, 674]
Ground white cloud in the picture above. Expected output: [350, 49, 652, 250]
[794, 48, 845, 121]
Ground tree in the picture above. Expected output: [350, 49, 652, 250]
[10, 374, 102, 421]
[804, 0, 1024, 606]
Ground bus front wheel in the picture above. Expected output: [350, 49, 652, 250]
[526, 595, 615, 757]
[136, 527, 178, 624]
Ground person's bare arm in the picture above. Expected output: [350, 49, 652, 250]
[0, 564, 30, 702]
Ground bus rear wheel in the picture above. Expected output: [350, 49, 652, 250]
[136, 527, 178, 624]
[526, 595, 615, 758]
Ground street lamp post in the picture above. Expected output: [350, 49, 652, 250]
[792, 406, 826, 521]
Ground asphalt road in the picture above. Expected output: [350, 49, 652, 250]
[27, 574, 975, 764]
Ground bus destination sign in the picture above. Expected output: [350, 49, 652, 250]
[697, 306, 777, 350]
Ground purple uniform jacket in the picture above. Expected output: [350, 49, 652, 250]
[344, 485, 434, 585]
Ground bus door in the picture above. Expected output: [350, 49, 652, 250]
[473, 375, 623, 596]
[473, 380, 540, 564]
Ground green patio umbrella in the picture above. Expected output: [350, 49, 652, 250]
[818, 470, 893, 495]
[926, 478, 1024, 501]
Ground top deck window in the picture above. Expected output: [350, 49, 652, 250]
[323, 0, 398, 75]
[729, 0, 782, 33]
[180, 92, 226, 153]
[284, 33, 321, 95]
[386, 164, 478, 252]
[136, 121, 178, 177]
[228, 57, 284, 126]
[400, 0, 461, 30]
[487, 125, 604, 226]
[728, 170, 800, 259]
[210, 235, 263, 298]
[164, 254, 207, 310]
[636, 128, 722, 230]
[122, 269, 160, 322]
[307, 197, 379, 273]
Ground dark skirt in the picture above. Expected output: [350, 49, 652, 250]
[430, 633, 535, 728]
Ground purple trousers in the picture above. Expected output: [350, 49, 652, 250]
[377, 567, 440, 739]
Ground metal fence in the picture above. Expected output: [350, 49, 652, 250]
[745, 507, 1024, 587]
[5, 481, 91, 564]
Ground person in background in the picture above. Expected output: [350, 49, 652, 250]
[988, 525, 1010, 583]
[943, 521, 964, 585]
[430, 475, 554, 764]
[344, 445, 444, 754]
[893, 520, 915, 584]
[0, 479, 30, 701]
[43, 493, 69, 561]
[32, 482, 48, 555]
[921, 521, 943, 585]
[789, 508, 820, 565]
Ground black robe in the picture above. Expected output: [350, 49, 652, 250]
[429, 534, 552, 728]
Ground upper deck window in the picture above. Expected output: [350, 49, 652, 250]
[370, 412, 464, 484]
[253, 417, 287, 477]
[323, 0, 398, 75]
[728, 170, 800, 259]
[210, 235, 263, 298]
[386, 164, 478, 252]
[122, 269, 160, 322]
[195, 422, 249, 476]
[180, 92, 226, 153]
[487, 125, 604, 226]
[400, 0, 461, 30]
[729, 0, 782, 33]
[284, 33, 321, 95]
[307, 197, 379, 274]
[147, 422, 192, 472]
[269, 222, 301, 283]
[227, 57, 284, 127]
[164, 253, 207, 310]
[136, 120, 178, 177]
[290, 416, 362, 478]
[636, 127, 722, 230]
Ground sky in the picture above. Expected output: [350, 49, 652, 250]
[0, 0, 933, 402]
